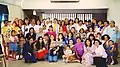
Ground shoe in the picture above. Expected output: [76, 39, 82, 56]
[110, 61, 114, 65]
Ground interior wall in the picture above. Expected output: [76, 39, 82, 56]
[0, 2, 24, 21]
[107, 0, 120, 27]
[22, 0, 108, 9]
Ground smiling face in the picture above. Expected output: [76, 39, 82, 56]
[86, 40, 90, 46]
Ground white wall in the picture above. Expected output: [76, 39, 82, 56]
[107, 0, 120, 27]
[0, 2, 24, 21]
[22, 0, 108, 9]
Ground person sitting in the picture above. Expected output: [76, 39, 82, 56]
[22, 37, 36, 63]
[34, 36, 48, 61]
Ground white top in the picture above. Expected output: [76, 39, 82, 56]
[34, 25, 42, 33]
[64, 49, 72, 55]
[94, 45, 107, 58]
[21, 25, 30, 36]
[77, 24, 87, 33]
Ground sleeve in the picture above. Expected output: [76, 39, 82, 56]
[100, 45, 107, 58]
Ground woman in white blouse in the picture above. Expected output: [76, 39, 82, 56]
[93, 39, 108, 67]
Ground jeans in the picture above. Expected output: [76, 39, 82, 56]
[48, 55, 58, 62]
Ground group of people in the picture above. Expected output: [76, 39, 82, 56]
[1, 17, 120, 67]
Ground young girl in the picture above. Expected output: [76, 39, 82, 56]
[82, 39, 94, 67]
[106, 40, 115, 65]
[9, 30, 18, 60]
[62, 45, 73, 63]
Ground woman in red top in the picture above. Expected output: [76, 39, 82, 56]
[61, 20, 67, 33]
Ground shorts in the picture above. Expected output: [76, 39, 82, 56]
[10, 42, 18, 51]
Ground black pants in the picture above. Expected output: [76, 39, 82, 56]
[94, 57, 108, 67]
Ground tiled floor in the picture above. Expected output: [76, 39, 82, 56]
[4, 59, 120, 67]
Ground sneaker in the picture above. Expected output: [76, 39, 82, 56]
[110, 61, 114, 65]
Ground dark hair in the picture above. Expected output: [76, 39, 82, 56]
[79, 28, 85, 33]
[88, 34, 95, 40]
[101, 34, 110, 40]
[49, 25, 53, 28]
[88, 20, 91, 22]
[88, 26, 94, 32]
[36, 19, 41, 25]
[97, 32, 101, 36]
[3, 20, 8, 24]
[98, 20, 103, 24]
[58, 33, 65, 41]
[76, 37, 81, 41]
[29, 27, 35, 33]
[68, 39, 74, 44]
[11, 30, 16, 36]
[84, 20, 87, 22]
[68, 31, 74, 38]
[85, 39, 92, 47]
[104, 21, 109, 24]
[94, 39, 102, 45]
[68, 19, 73, 25]
[75, 18, 79, 23]
[79, 20, 83, 24]
[44, 33, 49, 36]
[23, 17, 29, 25]
[108, 40, 114, 45]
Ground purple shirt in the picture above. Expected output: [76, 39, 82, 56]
[74, 42, 84, 56]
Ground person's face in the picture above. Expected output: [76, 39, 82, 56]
[68, 33, 72, 37]
[30, 29, 34, 33]
[69, 40, 73, 45]
[84, 22, 88, 25]
[71, 28, 75, 33]
[4, 22, 8, 26]
[62, 21, 64, 25]
[12, 32, 15, 36]
[75, 19, 78, 23]
[50, 35, 54, 40]
[13, 23, 16, 27]
[66, 47, 70, 50]
[31, 19, 35, 24]
[25, 19, 29, 24]
[39, 38, 43, 43]
[110, 22, 115, 27]
[70, 21, 73, 24]
[20, 38, 25, 44]
[37, 20, 40, 25]
[80, 29, 84, 33]
[59, 34, 63, 39]
[97, 34, 101, 38]
[90, 36, 94, 40]
[39, 28, 43, 32]
[89, 28, 93, 32]
[104, 36, 108, 41]
[49, 27, 53, 31]
[98, 21, 102, 25]
[76, 38, 81, 43]
[29, 38, 34, 44]
[59, 27, 63, 31]
[104, 22, 108, 27]
[86, 40, 90, 46]
[76, 34, 80, 37]
[94, 41, 99, 46]
[79, 22, 82, 25]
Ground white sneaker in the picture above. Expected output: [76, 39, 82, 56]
[110, 61, 114, 65]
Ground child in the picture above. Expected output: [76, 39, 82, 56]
[9, 30, 18, 60]
[106, 40, 115, 65]
[62, 45, 73, 63]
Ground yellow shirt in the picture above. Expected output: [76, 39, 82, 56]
[2, 26, 9, 35]
[12, 26, 20, 33]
